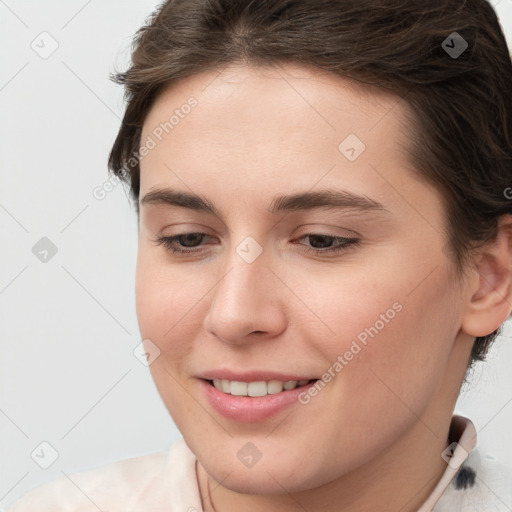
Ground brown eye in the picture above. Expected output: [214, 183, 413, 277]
[155, 233, 212, 254]
[293, 234, 360, 255]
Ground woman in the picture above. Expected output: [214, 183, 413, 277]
[8, 0, 512, 510]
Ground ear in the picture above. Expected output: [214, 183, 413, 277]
[461, 215, 512, 338]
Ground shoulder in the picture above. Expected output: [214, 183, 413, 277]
[5, 443, 182, 512]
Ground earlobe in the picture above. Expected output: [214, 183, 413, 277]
[461, 215, 512, 338]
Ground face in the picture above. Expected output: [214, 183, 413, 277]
[136, 62, 473, 494]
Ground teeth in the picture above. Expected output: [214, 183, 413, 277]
[221, 379, 231, 393]
[268, 380, 285, 394]
[248, 381, 267, 397]
[231, 381, 248, 396]
[211, 378, 311, 396]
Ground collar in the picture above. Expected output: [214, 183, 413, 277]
[419, 414, 477, 511]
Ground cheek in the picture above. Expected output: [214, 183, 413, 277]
[308, 257, 458, 408]
[135, 248, 204, 429]
[349, 286, 455, 426]
[135, 247, 199, 362]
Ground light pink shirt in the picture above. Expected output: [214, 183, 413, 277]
[6, 416, 512, 511]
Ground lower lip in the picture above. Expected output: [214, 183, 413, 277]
[199, 379, 318, 422]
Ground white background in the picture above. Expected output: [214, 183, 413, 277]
[1, 0, 511, 508]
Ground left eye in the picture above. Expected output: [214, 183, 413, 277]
[155, 232, 360, 256]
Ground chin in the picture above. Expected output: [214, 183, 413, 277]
[211, 467, 308, 495]
[201, 450, 332, 495]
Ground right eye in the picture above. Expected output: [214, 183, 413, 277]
[155, 233, 212, 254]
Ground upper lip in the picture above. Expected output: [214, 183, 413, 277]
[197, 369, 318, 382]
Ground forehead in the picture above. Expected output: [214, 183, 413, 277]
[140, 62, 412, 180]
[143, 62, 407, 140]
[138, 62, 445, 235]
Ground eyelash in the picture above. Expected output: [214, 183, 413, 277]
[154, 232, 360, 256]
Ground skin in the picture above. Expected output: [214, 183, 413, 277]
[135, 62, 512, 512]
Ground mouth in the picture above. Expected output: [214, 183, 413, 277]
[205, 378, 318, 397]
[200, 377, 321, 422]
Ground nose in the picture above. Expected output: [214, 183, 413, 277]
[202, 248, 287, 346]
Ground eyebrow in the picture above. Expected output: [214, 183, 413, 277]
[140, 188, 390, 216]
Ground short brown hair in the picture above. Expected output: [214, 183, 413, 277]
[108, 0, 512, 367]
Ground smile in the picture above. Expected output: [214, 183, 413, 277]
[210, 378, 313, 396]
